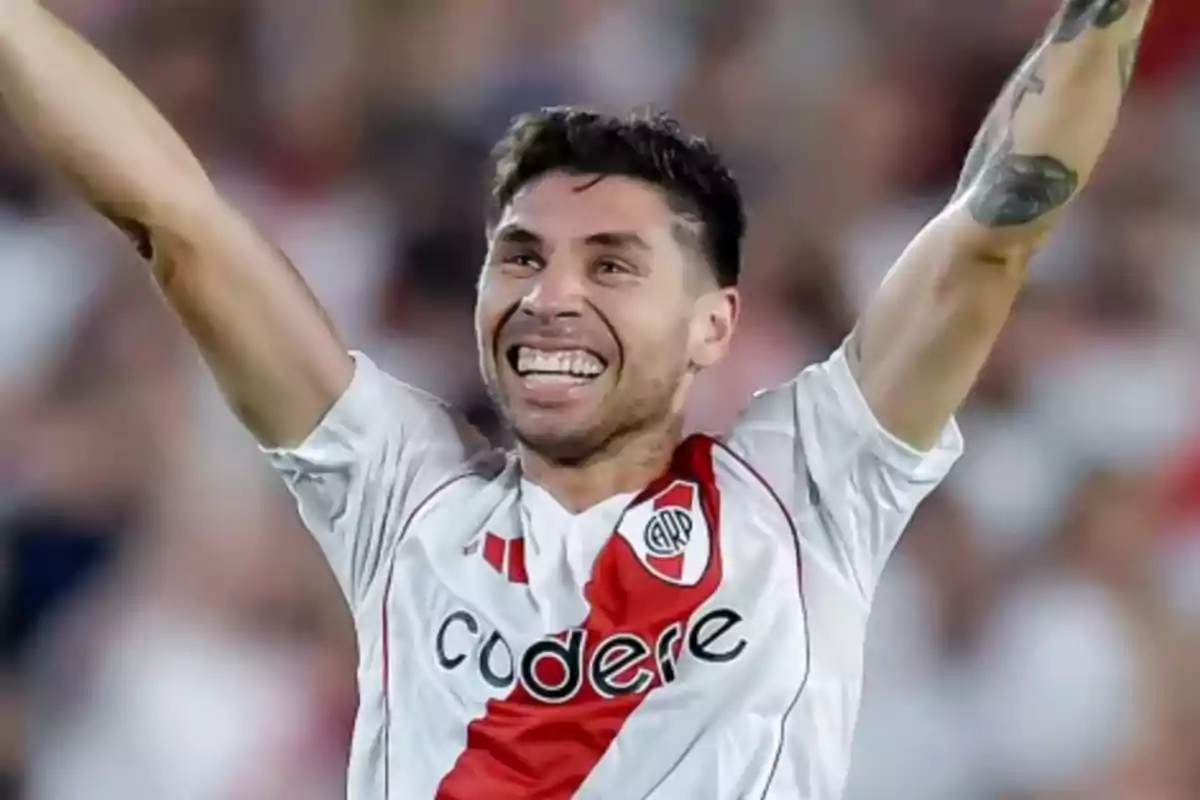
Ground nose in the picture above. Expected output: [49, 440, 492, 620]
[518, 262, 586, 320]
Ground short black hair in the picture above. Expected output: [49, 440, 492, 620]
[489, 107, 746, 287]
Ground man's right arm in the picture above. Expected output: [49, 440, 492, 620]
[0, 0, 351, 447]
[0, 2, 488, 608]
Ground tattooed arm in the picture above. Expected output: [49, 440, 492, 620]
[849, 0, 1153, 449]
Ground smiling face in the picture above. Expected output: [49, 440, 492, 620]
[476, 171, 739, 464]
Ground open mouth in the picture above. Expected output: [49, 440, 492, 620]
[506, 345, 609, 385]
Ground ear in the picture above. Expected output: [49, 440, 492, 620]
[689, 287, 739, 370]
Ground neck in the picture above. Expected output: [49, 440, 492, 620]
[519, 422, 683, 513]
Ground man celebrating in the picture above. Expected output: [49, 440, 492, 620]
[0, 0, 1153, 797]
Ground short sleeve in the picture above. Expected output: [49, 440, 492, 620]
[727, 343, 963, 602]
[261, 352, 482, 611]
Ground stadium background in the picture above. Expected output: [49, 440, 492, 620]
[2, 0, 1200, 797]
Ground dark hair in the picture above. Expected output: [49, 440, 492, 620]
[489, 107, 746, 287]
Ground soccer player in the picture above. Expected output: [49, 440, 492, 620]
[0, 0, 1153, 797]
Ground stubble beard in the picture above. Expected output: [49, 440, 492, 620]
[488, 366, 686, 468]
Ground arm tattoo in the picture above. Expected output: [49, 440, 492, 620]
[1118, 34, 1142, 92]
[958, 50, 1079, 227]
[953, 119, 999, 202]
[109, 214, 155, 260]
[952, 50, 1043, 202]
[957, 0, 1144, 228]
[968, 144, 1079, 227]
[1054, 0, 1132, 42]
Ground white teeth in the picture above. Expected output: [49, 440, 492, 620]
[515, 347, 605, 378]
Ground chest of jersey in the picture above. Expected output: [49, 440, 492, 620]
[380, 436, 810, 799]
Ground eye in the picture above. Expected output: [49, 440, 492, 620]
[594, 258, 634, 277]
[503, 251, 543, 271]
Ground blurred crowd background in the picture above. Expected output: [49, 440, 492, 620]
[1, 0, 1199, 798]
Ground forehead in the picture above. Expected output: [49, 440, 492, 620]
[495, 172, 680, 243]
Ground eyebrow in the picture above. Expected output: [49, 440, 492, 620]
[492, 225, 651, 253]
[582, 231, 651, 252]
[493, 224, 543, 247]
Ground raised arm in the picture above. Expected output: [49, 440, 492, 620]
[851, 0, 1154, 449]
[0, 1, 353, 446]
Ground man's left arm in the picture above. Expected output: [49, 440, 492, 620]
[853, 0, 1154, 450]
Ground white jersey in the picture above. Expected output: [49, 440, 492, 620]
[264, 345, 962, 799]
